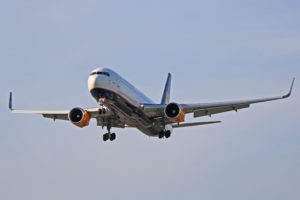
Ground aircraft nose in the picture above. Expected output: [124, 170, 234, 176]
[88, 75, 97, 91]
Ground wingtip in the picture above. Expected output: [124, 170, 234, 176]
[9, 92, 13, 110]
[283, 78, 295, 99]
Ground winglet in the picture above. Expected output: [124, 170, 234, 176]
[283, 78, 295, 99]
[9, 92, 13, 110]
[161, 73, 172, 105]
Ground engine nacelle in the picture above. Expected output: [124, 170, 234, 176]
[68, 107, 90, 128]
[164, 102, 185, 123]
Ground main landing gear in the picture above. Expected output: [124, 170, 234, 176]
[158, 130, 171, 139]
[102, 124, 116, 142]
[103, 132, 116, 141]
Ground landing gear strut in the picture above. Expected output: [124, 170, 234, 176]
[102, 124, 116, 142]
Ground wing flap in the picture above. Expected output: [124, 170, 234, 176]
[96, 117, 126, 128]
[43, 114, 69, 120]
[141, 104, 165, 118]
[193, 104, 250, 118]
[172, 121, 221, 128]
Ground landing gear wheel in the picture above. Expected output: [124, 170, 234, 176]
[158, 132, 164, 139]
[103, 133, 109, 141]
[110, 133, 116, 141]
[165, 131, 171, 138]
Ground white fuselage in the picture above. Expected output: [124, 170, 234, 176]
[88, 68, 162, 136]
[88, 68, 154, 106]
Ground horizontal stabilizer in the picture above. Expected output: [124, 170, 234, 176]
[172, 121, 221, 128]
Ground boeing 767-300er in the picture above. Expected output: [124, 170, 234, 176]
[9, 68, 295, 141]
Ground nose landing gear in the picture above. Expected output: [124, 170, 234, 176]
[99, 97, 106, 104]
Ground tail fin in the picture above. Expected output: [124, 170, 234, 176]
[161, 73, 172, 105]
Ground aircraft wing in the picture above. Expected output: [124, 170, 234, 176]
[8, 92, 125, 127]
[9, 93, 101, 121]
[182, 78, 294, 117]
[143, 78, 295, 119]
[40, 108, 101, 121]
[10, 108, 70, 121]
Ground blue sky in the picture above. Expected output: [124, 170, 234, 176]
[0, 0, 299, 199]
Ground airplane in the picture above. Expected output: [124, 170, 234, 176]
[9, 68, 295, 141]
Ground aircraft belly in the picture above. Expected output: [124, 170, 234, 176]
[90, 88, 162, 137]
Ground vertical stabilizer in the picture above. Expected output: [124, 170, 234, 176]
[161, 73, 172, 105]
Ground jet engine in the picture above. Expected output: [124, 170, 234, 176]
[164, 102, 185, 123]
[68, 107, 90, 128]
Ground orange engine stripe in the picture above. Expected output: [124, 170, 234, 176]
[170, 108, 185, 123]
[76, 110, 90, 128]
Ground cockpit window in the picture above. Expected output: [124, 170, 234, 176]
[90, 72, 110, 77]
[100, 72, 110, 76]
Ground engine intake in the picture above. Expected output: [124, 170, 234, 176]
[164, 103, 185, 123]
[69, 107, 90, 128]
